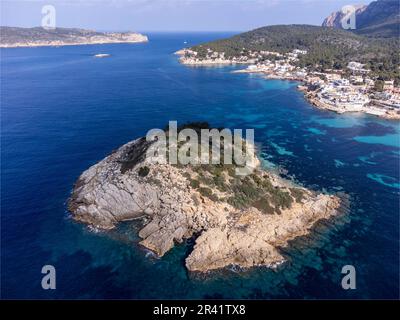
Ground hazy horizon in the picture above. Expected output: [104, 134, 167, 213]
[1, 0, 372, 32]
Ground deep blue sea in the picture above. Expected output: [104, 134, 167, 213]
[1, 33, 399, 299]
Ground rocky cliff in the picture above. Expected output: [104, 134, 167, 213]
[69, 126, 343, 272]
[322, 4, 367, 28]
[322, 0, 400, 38]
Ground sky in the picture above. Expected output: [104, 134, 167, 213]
[0, 0, 372, 32]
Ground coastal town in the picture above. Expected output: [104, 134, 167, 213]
[176, 48, 400, 120]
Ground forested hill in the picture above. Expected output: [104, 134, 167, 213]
[190, 25, 399, 81]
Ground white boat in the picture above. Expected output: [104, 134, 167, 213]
[94, 53, 110, 58]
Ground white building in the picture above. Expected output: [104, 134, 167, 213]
[347, 61, 369, 74]
[292, 49, 308, 55]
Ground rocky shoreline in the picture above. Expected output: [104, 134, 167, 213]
[0, 27, 148, 48]
[69, 129, 343, 272]
[176, 49, 400, 121]
[175, 49, 251, 66]
[297, 86, 400, 120]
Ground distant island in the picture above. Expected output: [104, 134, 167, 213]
[68, 123, 344, 272]
[0, 26, 148, 48]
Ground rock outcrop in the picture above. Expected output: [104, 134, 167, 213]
[322, 0, 400, 38]
[322, 4, 367, 29]
[69, 128, 342, 272]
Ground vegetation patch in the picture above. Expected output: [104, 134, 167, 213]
[151, 122, 306, 214]
[189, 179, 200, 189]
[269, 187, 293, 210]
[290, 188, 305, 203]
[120, 138, 153, 174]
[198, 187, 219, 202]
[252, 196, 275, 214]
[138, 166, 150, 177]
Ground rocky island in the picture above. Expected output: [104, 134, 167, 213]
[69, 123, 343, 272]
[0, 27, 148, 48]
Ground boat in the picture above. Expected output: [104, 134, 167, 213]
[94, 53, 110, 58]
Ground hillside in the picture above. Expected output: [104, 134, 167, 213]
[189, 24, 399, 81]
[0, 26, 148, 47]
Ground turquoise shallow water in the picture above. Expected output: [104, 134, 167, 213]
[353, 134, 400, 148]
[1, 33, 399, 299]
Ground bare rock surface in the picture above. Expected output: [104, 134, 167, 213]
[322, 5, 367, 28]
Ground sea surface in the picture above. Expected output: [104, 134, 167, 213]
[1, 33, 399, 299]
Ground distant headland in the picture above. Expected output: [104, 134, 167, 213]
[0, 26, 148, 48]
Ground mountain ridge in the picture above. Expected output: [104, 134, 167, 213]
[322, 0, 400, 38]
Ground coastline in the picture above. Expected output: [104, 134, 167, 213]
[0, 38, 149, 48]
[297, 85, 400, 121]
[176, 50, 400, 121]
[2, 28, 398, 300]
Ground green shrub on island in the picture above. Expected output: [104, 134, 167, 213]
[127, 122, 306, 215]
[189, 179, 200, 189]
[289, 188, 305, 203]
[198, 187, 219, 202]
[138, 166, 150, 177]
[252, 197, 275, 215]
